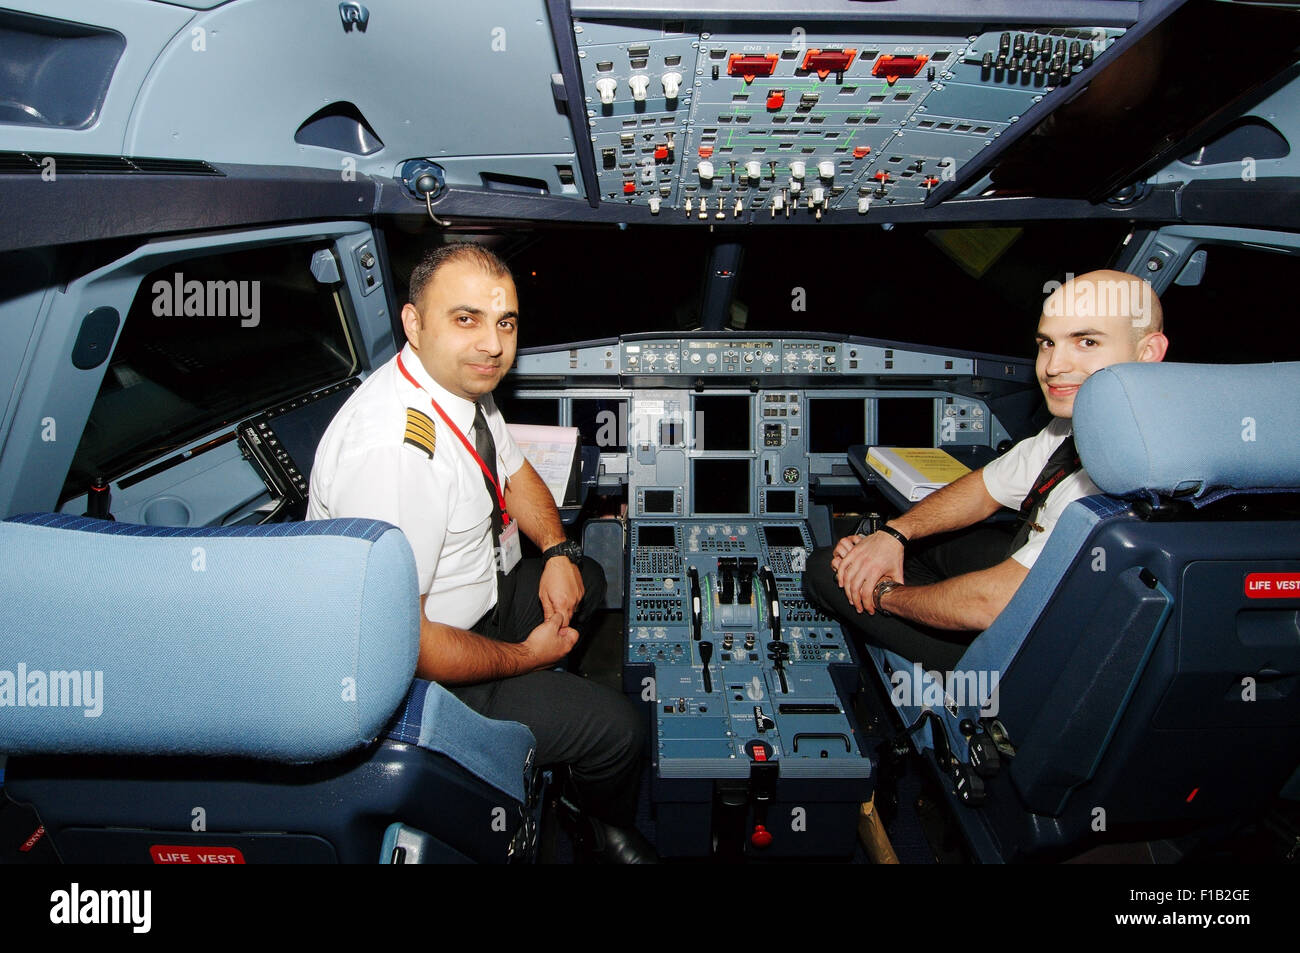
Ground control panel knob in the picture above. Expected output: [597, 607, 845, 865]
[790, 160, 806, 180]
[690, 352, 702, 364]
[661, 71, 682, 99]
[648, 195, 661, 214]
[628, 75, 650, 102]
[698, 160, 715, 182]
[762, 352, 775, 366]
[595, 77, 617, 105]
[745, 160, 762, 181]
[706, 352, 718, 365]
[811, 186, 826, 205]
[818, 160, 835, 180]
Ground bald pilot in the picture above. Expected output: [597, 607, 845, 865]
[805, 270, 1168, 671]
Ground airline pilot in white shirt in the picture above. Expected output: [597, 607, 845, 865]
[806, 270, 1168, 670]
[309, 243, 652, 862]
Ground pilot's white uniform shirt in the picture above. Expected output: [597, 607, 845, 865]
[307, 343, 525, 627]
[980, 417, 1101, 569]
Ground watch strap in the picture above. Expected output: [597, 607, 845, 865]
[543, 541, 582, 565]
[873, 578, 904, 616]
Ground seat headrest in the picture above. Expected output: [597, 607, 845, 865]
[0, 514, 419, 762]
[1074, 361, 1300, 498]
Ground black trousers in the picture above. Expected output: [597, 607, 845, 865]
[804, 526, 1014, 671]
[449, 557, 645, 828]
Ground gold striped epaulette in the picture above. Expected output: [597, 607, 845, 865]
[403, 408, 437, 458]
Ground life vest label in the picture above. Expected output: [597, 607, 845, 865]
[1244, 572, 1300, 598]
[149, 845, 246, 864]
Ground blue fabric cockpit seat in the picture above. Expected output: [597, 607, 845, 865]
[863, 362, 1300, 861]
[0, 514, 543, 863]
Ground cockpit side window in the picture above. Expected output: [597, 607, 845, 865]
[1158, 243, 1300, 364]
[62, 244, 357, 501]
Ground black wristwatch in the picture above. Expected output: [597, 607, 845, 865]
[542, 541, 583, 566]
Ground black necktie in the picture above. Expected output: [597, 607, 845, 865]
[1007, 434, 1082, 556]
[473, 402, 504, 545]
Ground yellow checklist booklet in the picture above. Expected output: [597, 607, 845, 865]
[865, 447, 971, 501]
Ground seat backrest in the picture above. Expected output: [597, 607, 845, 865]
[892, 362, 1300, 859]
[1, 513, 544, 863]
[0, 513, 419, 761]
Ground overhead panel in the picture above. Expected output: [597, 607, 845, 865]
[575, 19, 1124, 221]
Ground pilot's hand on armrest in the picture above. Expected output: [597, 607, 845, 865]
[522, 613, 579, 671]
[831, 531, 905, 614]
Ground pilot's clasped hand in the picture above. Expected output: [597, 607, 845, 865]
[830, 530, 905, 614]
[539, 556, 584, 628]
[524, 612, 579, 670]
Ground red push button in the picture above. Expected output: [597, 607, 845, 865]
[698, 145, 714, 158]
[853, 146, 871, 158]
[623, 181, 636, 194]
[751, 824, 773, 848]
[766, 91, 785, 110]
[654, 145, 669, 160]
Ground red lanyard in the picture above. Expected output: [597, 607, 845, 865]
[396, 351, 511, 526]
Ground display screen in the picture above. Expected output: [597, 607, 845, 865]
[877, 397, 935, 446]
[643, 490, 675, 513]
[572, 398, 627, 452]
[637, 525, 676, 547]
[765, 489, 798, 514]
[808, 398, 866, 453]
[692, 459, 752, 514]
[500, 397, 560, 426]
[764, 525, 805, 548]
[693, 395, 751, 451]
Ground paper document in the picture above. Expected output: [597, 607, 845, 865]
[507, 424, 580, 506]
[865, 446, 971, 502]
